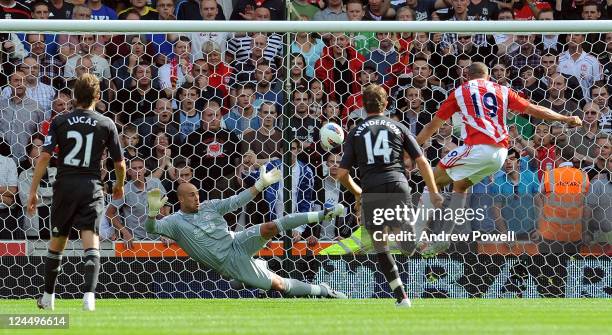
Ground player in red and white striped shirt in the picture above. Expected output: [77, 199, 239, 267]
[414, 62, 581, 256]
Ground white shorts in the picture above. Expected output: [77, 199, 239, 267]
[438, 144, 508, 184]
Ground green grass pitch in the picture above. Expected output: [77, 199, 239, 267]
[1, 299, 610, 335]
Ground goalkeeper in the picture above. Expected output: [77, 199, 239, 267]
[145, 166, 347, 298]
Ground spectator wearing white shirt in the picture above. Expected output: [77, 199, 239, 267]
[0, 138, 20, 239]
[63, 34, 112, 80]
[189, 0, 229, 61]
[158, 36, 193, 97]
[1, 57, 55, 115]
[558, 34, 602, 100]
[0, 71, 45, 162]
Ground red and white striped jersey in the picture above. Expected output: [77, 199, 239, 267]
[436, 79, 530, 147]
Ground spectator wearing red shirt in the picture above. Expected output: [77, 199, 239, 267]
[513, 0, 551, 20]
[187, 58, 224, 109]
[315, 32, 365, 106]
[200, 41, 231, 98]
[344, 63, 381, 122]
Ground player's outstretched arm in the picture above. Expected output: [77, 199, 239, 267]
[522, 104, 582, 127]
[145, 190, 177, 242]
[214, 166, 282, 215]
[254, 166, 281, 192]
[26, 151, 51, 216]
[416, 116, 446, 146]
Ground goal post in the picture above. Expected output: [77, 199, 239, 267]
[0, 20, 610, 299]
[3, 19, 612, 33]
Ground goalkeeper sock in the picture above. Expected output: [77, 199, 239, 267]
[273, 211, 325, 232]
[282, 278, 329, 297]
[83, 248, 100, 293]
[44, 250, 63, 294]
[376, 252, 407, 303]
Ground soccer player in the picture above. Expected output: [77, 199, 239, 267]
[28, 74, 126, 311]
[335, 84, 444, 307]
[415, 62, 582, 256]
[144, 166, 348, 299]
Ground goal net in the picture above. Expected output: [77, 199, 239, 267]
[0, 19, 610, 299]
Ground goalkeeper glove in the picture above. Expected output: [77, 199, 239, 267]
[323, 204, 346, 221]
[254, 165, 282, 192]
[147, 188, 167, 217]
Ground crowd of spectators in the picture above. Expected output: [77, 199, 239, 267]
[0, 0, 610, 248]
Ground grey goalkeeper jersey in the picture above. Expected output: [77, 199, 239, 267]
[146, 189, 255, 272]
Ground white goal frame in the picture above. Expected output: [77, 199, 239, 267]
[3, 19, 612, 34]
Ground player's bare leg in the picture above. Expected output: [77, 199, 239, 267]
[81, 230, 101, 311]
[37, 236, 69, 310]
[433, 165, 455, 190]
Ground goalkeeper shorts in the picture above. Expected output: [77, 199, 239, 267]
[225, 225, 274, 290]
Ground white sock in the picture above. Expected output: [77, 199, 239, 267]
[83, 292, 95, 301]
[42, 292, 54, 302]
[282, 278, 328, 297]
[310, 285, 322, 296]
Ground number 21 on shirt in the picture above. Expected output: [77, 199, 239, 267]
[64, 130, 94, 167]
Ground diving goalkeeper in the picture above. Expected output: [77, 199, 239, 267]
[145, 166, 347, 298]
